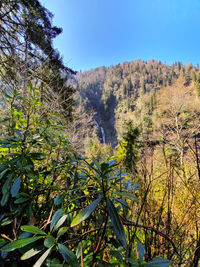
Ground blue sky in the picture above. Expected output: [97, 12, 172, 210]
[41, 0, 200, 72]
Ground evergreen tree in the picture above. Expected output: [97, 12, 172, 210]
[122, 122, 139, 174]
[0, 0, 75, 118]
[184, 72, 192, 86]
[192, 71, 197, 81]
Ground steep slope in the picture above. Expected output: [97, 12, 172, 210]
[68, 59, 200, 152]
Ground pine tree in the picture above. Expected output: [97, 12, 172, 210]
[122, 122, 139, 174]
[0, 0, 75, 118]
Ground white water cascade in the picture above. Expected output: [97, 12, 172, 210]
[100, 127, 106, 144]
[94, 118, 106, 144]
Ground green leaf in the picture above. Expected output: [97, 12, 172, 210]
[21, 225, 46, 236]
[46, 258, 63, 266]
[21, 248, 42, 260]
[0, 169, 9, 180]
[26, 205, 33, 219]
[137, 243, 145, 262]
[54, 194, 65, 205]
[115, 198, 129, 208]
[50, 209, 63, 231]
[2, 175, 12, 194]
[24, 164, 34, 169]
[44, 236, 55, 248]
[106, 197, 127, 248]
[33, 246, 53, 267]
[75, 243, 81, 259]
[0, 217, 13, 226]
[91, 157, 101, 172]
[53, 215, 67, 232]
[58, 243, 78, 267]
[1, 236, 43, 252]
[11, 176, 21, 197]
[71, 196, 102, 227]
[57, 227, 68, 239]
[146, 257, 170, 267]
[14, 197, 29, 204]
[1, 191, 9, 206]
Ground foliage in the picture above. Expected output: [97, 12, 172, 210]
[121, 122, 140, 173]
[0, 85, 171, 266]
[71, 59, 200, 149]
[0, 2, 199, 265]
[0, 0, 75, 119]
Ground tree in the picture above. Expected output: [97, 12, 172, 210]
[0, 0, 75, 118]
[192, 71, 197, 82]
[121, 122, 139, 173]
[141, 79, 146, 94]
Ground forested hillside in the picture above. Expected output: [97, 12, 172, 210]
[69, 60, 200, 151]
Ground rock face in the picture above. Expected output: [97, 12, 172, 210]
[68, 59, 200, 149]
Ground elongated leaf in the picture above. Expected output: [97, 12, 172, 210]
[24, 164, 34, 169]
[106, 197, 127, 247]
[2, 175, 12, 194]
[50, 209, 62, 231]
[53, 215, 67, 232]
[146, 257, 170, 266]
[71, 196, 102, 227]
[75, 243, 81, 259]
[57, 227, 68, 239]
[26, 205, 33, 219]
[45, 258, 62, 266]
[115, 198, 129, 208]
[33, 246, 53, 267]
[1, 191, 9, 206]
[14, 197, 29, 204]
[11, 176, 21, 197]
[137, 243, 145, 262]
[21, 248, 42, 260]
[0, 217, 13, 226]
[58, 243, 78, 267]
[54, 194, 65, 206]
[1, 236, 43, 252]
[0, 169, 9, 180]
[44, 236, 55, 248]
[21, 225, 46, 236]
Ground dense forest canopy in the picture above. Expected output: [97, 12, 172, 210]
[69, 60, 200, 151]
[0, 1, 200, 267]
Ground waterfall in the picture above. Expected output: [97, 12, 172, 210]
[100, 127, 106, 144]
[94, 118, 106, 144]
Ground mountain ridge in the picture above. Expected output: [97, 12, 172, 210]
[67, 59, 200, 153]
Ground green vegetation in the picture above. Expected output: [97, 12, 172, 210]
[0, 1, 200, 267]
[0, 86, 171, 266]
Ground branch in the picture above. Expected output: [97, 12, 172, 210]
[122, 218, 180, 256]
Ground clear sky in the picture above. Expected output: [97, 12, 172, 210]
[41, 0, 200, 72]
